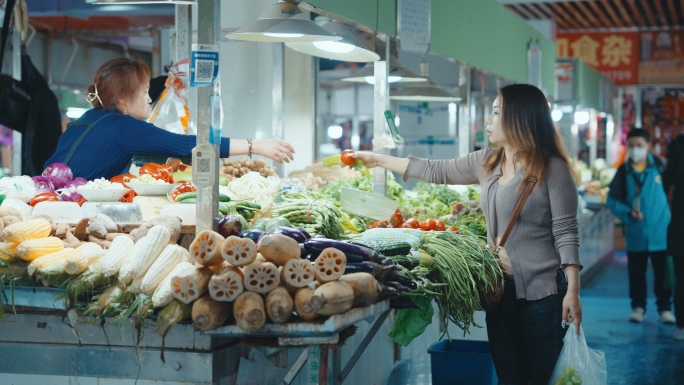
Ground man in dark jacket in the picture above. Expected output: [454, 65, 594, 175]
[607, 129, 673, 324]
[664, 134, 684, 340]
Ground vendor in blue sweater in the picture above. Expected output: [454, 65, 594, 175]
[607, 129, 673, 324]
[45, 58, 294, 180]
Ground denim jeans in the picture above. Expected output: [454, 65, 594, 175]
[627, 251, 671, 312]
[485, 272, 568, 385]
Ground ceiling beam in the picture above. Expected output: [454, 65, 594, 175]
[587, 1, 615, 28]
[536, 2, 572, 29]
[612, 0, 635, 27]
[639, 0, 659, 26]
[549, 2, 584, 29]
[504, 4, 530, 19]
[626, 0, 648, 26]
[599, 0, 626, 28]
[574, 0, 602, 28]
[529, 3, 553, 18]
[512, 4, 537, 19]
[666, 0, 679, 26]
[561, 2, 592, 29]
[653, 0, 669, 26]
[520, 3, 545, 18]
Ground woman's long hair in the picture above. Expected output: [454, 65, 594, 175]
[482, 83, 578, 188]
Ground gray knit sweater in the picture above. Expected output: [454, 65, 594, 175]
[403, 148, 582, 300]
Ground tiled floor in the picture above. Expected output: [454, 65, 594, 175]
[386, 250, 684, 385]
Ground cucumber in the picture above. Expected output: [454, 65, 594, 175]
[349, 240, 412, 257]
[176, 191, 196, 202]
[180, 198, 196, 204]
[251, 218, 270, 231]
[219, 194, 231, 202]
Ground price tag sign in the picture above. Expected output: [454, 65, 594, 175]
[192, 143, 216, 186]
[397, 0, 431, 53]
[190, 43, 219, 87]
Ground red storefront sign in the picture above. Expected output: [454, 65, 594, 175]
[557, 32, 640, 85]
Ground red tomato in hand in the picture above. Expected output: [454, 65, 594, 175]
[419, 219, 436, 231]
[340, 150, 356, 166]
[435, 220, 446, 231]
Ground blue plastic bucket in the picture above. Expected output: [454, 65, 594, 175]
[428, 340, 497, 385]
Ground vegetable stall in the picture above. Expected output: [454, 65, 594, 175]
[0, 157, 501, 384]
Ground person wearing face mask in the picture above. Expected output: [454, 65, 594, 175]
[607, 129, 673, 324]
[45, 58, 295, 180]
[353, 84, 582, 385]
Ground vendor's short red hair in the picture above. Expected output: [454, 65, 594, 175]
[88, 58, 150, 110]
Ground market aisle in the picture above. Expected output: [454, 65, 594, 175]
[582, 251, 684, 385]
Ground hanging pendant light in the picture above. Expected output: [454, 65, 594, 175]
[88, 0, 196, 4]
[285, 21, 380, 62]
[341, 55, 426, 83]
[390, 58, 461, 102]
[227, 2, 341, 43]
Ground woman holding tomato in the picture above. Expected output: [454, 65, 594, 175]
[353, 84, 582, 385]
[45, 58, 295, 180]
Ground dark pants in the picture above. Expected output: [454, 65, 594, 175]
[486, 274, 567, 385]
[627, 251, 671, 312]
[673, 255, 684, 328]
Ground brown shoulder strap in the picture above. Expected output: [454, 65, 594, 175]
[498, 176, 538, 247]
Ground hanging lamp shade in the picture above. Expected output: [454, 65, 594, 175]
[285, 21, 380, 62]
[227, 2, 341, 43]
[88, 0, 196, 4]
[341, 55, 426, 83]
[390, 59, 461, 102]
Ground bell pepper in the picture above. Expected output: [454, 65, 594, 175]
[119, 190, 138, 203]
[111, 173, 136, 187]
[30, 192, 59, 207]
[140, 163, 174, 183]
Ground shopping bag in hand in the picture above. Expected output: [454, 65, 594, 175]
[548, 325, 607, 385]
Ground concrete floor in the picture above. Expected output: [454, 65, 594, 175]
[387, 250, 684, 385]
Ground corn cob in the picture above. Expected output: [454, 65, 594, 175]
[140, 244, 190, 295]
[118, 225, 170, 284]
[3, 218, 52, 244]
[64, 242, 104, 275]
[101, 236, 135, 277]
[27, 248, 74, 277]
[0, 242, 17, 261]
[152, 261, 193, 308]
[16, 237, 64, 261]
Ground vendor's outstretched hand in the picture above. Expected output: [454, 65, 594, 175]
[350, 151, 381, 169]
[254, 138, 295, 163]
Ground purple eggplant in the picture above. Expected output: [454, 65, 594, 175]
[239, 228, 265, 244]
[267, 226, 308, 243]
[299, 228, 312, 239]
[218, 215, 243, 238]
[304, 238, 384, 263]
[343, 262, 378, 274]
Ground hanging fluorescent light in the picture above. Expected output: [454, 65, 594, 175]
[390, 58, 461, 102]
[574, 111, 589, 125]
[87, 0, 196, 4]
[227, 2, 341, 43]
[285, 21, 380, 62]
[551, 109, 563, 122]
[342, 55, 426, 83]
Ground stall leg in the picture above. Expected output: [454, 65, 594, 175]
[282, 347, 309, 385]
[319, 347, 329, 385]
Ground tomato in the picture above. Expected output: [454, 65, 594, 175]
[400, 223, 413, 228]
[435, 220, 446, 231]
[389, 212, 404, 227]
[419, 219, 436, 231]
[340, 150, 356, 166]
[405, 218, 420, 229]
[30, 192, 59, 207]
[448, 225, 460, 233]
[375, 221, 388, 228]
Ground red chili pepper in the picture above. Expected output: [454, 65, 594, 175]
[111, 173, 136, 187]
[75, 197, 87, 206]
[139, 163, 174, 183]
[30, 192, 60, 207]
[119, 190, 138, 203]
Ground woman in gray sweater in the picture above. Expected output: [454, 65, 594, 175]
[353, 84, 582, 385]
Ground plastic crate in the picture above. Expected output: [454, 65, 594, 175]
[428, 340, 497, 385]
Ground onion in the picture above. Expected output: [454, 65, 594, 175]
[31, 176, 55, 191]
[42, 163, 73, 189]
[59, 188, 83, 202]
[65, 178, 87, 189]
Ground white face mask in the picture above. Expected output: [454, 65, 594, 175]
[628, 147, 648, 162]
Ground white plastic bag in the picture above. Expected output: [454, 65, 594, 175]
[0, 176, 36, 202]
[548, 325, 607, 385]
[235, 348, 288, 385]
[149, 63, 190, 134]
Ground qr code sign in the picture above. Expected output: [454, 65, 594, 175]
[195, 60, 214, 81]
[196, 158, 211, 173]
